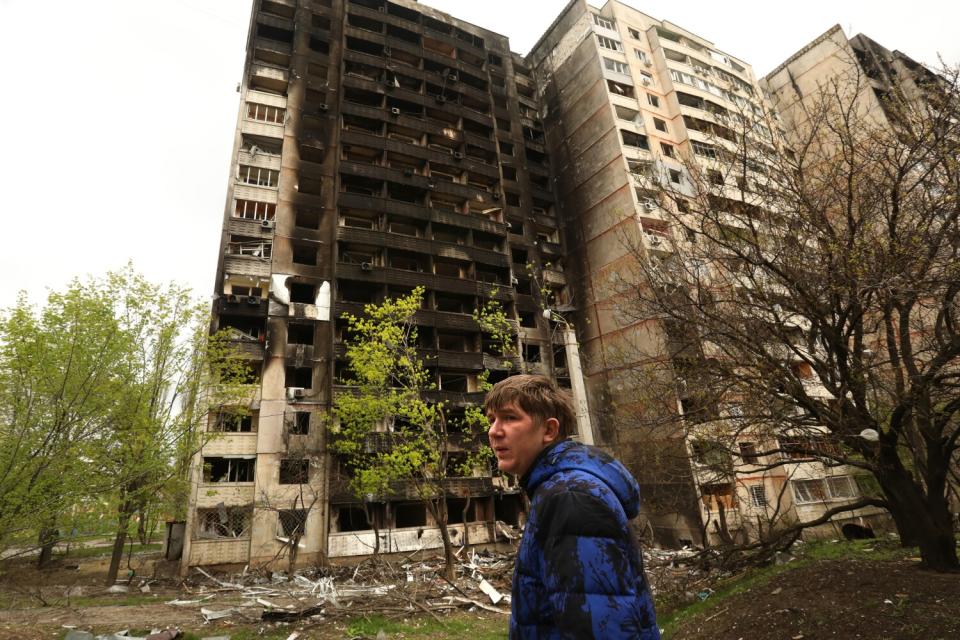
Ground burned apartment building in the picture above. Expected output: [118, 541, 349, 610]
[527, 0, 887, 547]
[181, 0, 585, 570]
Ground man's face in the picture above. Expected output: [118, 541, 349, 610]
[487, 402, 558, 477]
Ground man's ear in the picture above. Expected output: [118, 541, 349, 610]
[542, 417, 560, 444]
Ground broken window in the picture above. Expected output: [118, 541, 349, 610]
[394, 502, 427, 528]
[289, 282, 315, 304]
[287, 323, 314, 346]
[607, 79, 635, 97]
[669, 169, 682, 184]
[621, 130, 649, 149]
[660, 142, 675, 158]
[277, 509, 308, 538]
[647, 93, 660, 108]
[285, 366, 312, 388]
[234, 199, 276, 221]
[279, 459, 310, 484]
[335, 505, 371, 532]
[197, 506, 253, 539]
[214, 411, 255, 433]
[700, 482, 735, 510]
[628, 27, 641, 40]
[653, 117, 667, 133]
[738, 442, 760, 464]
[288, 411, 311, 435]
[292, 243, 318, 266]
[294, 209, 323, 229]
[203, 457, 256, 483]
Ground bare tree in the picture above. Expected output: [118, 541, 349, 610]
[610, 61, 960, 570]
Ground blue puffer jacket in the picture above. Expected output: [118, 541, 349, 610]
[510, 440, 660, 639]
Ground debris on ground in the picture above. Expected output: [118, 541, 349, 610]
[169, 547, 518, 626]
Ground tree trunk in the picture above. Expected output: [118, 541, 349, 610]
[36, 524, 59, 569]
[435, 498, 456, 581]
[364, 503, 380, 557]
[106, 502, 134, 585]
[881, 469, 958, 571]
[137, 504, 149, 546]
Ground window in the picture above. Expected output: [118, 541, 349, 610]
[203, 457, 256, 483]
[279, 459, 310, 484]
[660, 142, 675, 158]
[277, 509, 307, 538]
[738, 442, 760, 464]
[214, 412, 254, 433]
[628, 27, 641, 40]
[607, 79, 635, 97]
[197, 507, 252, 539]
[596, 35, 623, 52]
[792, 479, 827, 504]
[749, 484, 767, 507]
[246, 102, 285, 124]
[634, 49, 649, 63]
[709, 170, 725, 186]
[603, 58, 630, 75]
[692, 141, 718, 159]
[234, 199, 276, 221]
[238, 165, 278, 188]
[669, 169, 682, 184]
[647, 93, 660, 108]
[700, 483, 735, 510]
[653, 118, 667, 133]
[593, 14, 615, 30]
[621, 130, 649, 150]
[639, 71, 655, 86]
[288, 411, 310, 435]
[826, 476, 858, 500]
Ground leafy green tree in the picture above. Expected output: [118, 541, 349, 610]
[331, 287, 512, 580]
[0, 267, 248, 580]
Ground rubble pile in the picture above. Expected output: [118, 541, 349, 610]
[170, 548, 515, 628]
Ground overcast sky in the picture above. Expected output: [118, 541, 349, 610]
[0, 0, 956, 308]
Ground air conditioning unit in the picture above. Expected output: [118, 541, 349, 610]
[361, 262, 373, 271]
[447, 73, 458, 82]
[641, 77, 652, 86]
[390, 107, 401, 116]
[246, 295, 261, 305]
[294, 388, 306, 399]
[383, 45, 392, 56]
[453, 151, 464, 160]
[643, 199, 657, 211]
[435, 94, 446, 104]
[286, 387, 304, 401]
[261, 220, 275, 229]
[648, 235, 662, 246]
[510, 276, 519, 285]
[227, 294, 241, 304]
[505, 221, 513, 229]
[317, 103, 328, 112]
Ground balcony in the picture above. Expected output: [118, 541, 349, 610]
[250, 63, 289, 94]
[240, 117, 284, 140]
[195, 484, 255, 508]
[223, 255, 271, 278]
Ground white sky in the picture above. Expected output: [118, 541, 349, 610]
[0, 0, 956, 307]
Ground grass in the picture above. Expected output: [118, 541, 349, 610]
[657, 537, 915, 637]
[66, 593, 162, 608]
[346, 613, 507, 639]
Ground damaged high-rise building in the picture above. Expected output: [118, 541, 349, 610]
[181, 0, 584, 570]
[183, 0, 904, 570]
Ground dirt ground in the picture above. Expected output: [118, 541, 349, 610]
[669, 558, 959, 640]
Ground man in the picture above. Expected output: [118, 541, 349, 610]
[486, 374, 660, 639]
